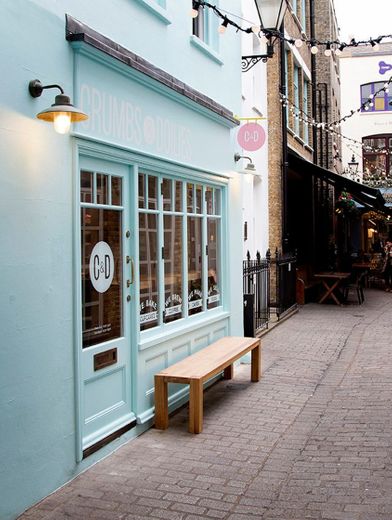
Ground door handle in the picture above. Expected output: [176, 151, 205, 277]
[126, 256, 135, 285]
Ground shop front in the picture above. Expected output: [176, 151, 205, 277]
[67, 17, 242, 458]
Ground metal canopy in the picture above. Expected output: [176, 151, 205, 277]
[288, 151, 387, 212]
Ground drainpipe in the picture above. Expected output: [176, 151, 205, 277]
[310, 0, 317, 267]
[317, 82, 329, 169]
[310, 0, 317, 164]
[280, 22, 289, 253]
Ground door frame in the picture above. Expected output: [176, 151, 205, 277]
[73, 140, 139, 462]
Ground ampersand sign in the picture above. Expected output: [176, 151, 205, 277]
[237, 123, 266, 151]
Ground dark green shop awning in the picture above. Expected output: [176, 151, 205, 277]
[288, 151, 387, 212]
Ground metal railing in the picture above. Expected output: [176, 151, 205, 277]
[243, 251, 270, 336]
[270, 249, 297, 319]
[243, 249, 297, 336]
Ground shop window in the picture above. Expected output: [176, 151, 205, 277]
[80, 171, 123, 348]
[360, 82, 392, 112]
[362, 134, 392, 177]
[138, 174, 223, 332]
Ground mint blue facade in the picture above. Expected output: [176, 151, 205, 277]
[0, 1, 243, 518]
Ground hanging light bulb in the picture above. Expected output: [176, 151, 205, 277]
[190, 1, 200, 18]
[259, 33, 268, 46]
[335, 47, 342, 57]
[311, 44, 319, 54]
[251, 25, 260, 34]
[294, 38, 303, 48]
[218, 17, 229, 34]
[370, 40, 380, 51]
[324, 42, 332, 57]
[53, 113, 72, 134]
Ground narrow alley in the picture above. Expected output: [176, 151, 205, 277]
[20, 290, 392, 520]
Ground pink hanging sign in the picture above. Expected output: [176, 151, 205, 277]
[237, 123, 266, 151]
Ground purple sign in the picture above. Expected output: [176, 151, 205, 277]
[237, 123, 266, 151]
[379, 61, 392, 75]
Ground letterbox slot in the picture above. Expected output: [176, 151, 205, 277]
[94, 348, 118, 371]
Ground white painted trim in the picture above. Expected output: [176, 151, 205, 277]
[284, 31, 312, 80]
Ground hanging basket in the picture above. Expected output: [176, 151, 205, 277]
[335, 191, 359, 217]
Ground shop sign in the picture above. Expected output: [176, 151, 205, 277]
[80, 84, 192, 162]
[89, 241, 114, 293]
[188, 289, 203, 310]
[379, 61, 392, 75]
[165, 294, 182, 317]
[140, 299, 158, 324]
[207, 285, 220, 304]
[237, 122, 266, 151]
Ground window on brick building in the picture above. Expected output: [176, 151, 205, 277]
[360, 82, 392, 112]
[362, 134, 392, 178]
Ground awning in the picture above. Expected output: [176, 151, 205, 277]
[288, 150, 387, 212]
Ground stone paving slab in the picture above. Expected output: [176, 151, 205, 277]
[19, 290, 392, 520]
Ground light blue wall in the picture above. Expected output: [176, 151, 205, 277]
[0, 1, 243, 518]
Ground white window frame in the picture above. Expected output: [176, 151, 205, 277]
[138, 171, 225, 337]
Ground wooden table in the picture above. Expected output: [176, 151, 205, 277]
[352, 262, 372, 270]
[314, 272, 351, 305]
[154, 336, 261, 434]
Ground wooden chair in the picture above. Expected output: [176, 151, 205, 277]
[368, 255, 385, 289]
[343, 272, 366, 304]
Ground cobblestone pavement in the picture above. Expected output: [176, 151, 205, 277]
[21, 290, 392, 520]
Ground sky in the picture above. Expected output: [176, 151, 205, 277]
[334, 0, 392, 43]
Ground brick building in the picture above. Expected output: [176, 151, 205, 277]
[267, 0, 342, 270]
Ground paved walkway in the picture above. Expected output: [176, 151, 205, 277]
[21, 290, 392, 520]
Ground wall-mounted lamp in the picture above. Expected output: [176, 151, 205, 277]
[234, 153, 256, 172]
[28, 79, 88, 134]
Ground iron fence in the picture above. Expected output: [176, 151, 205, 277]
[270, 249, 297, 318]
[243, 249, 297, 336]
[243, 251, 270, 336]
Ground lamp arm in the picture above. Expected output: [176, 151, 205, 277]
[29, 79, 65, 98]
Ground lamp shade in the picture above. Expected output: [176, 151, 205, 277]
[255, 0, 288, 30]
[36, 94, 88, 123]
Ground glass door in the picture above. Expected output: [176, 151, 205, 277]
[79, 157, 135, 451]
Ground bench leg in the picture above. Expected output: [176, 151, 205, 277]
[223, 364, 233, 379]
[251, 343, 261, 382]
[189, 379, 203, 434]
[154, 376, 168, 430]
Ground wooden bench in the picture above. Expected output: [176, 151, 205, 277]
[154, 336, 261, 434]
[296, 265, 320, 305]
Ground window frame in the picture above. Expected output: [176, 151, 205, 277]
[138, 171, 225, 337]
[190, 3, 221, 63]
[134, 0, 172, 25]
[362, 134, 392, 177]
[360, 82, 392, 113]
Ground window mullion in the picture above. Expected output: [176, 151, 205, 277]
[182, 182, 188, 319]
[202, 186, 208, 312]
[158, 177, 164, 326]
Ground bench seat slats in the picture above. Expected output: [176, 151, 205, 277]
[156, 336, 259, 381]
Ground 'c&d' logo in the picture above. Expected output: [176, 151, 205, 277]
[89, 241, 114, 293]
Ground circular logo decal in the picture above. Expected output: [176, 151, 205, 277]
[237, 123, 266, 151]
[89, 241, 115, 293]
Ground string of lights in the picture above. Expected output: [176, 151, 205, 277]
[280, 76, 392, 129]
[280, 95, 392, 155]
[191, 0, 392, 52]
